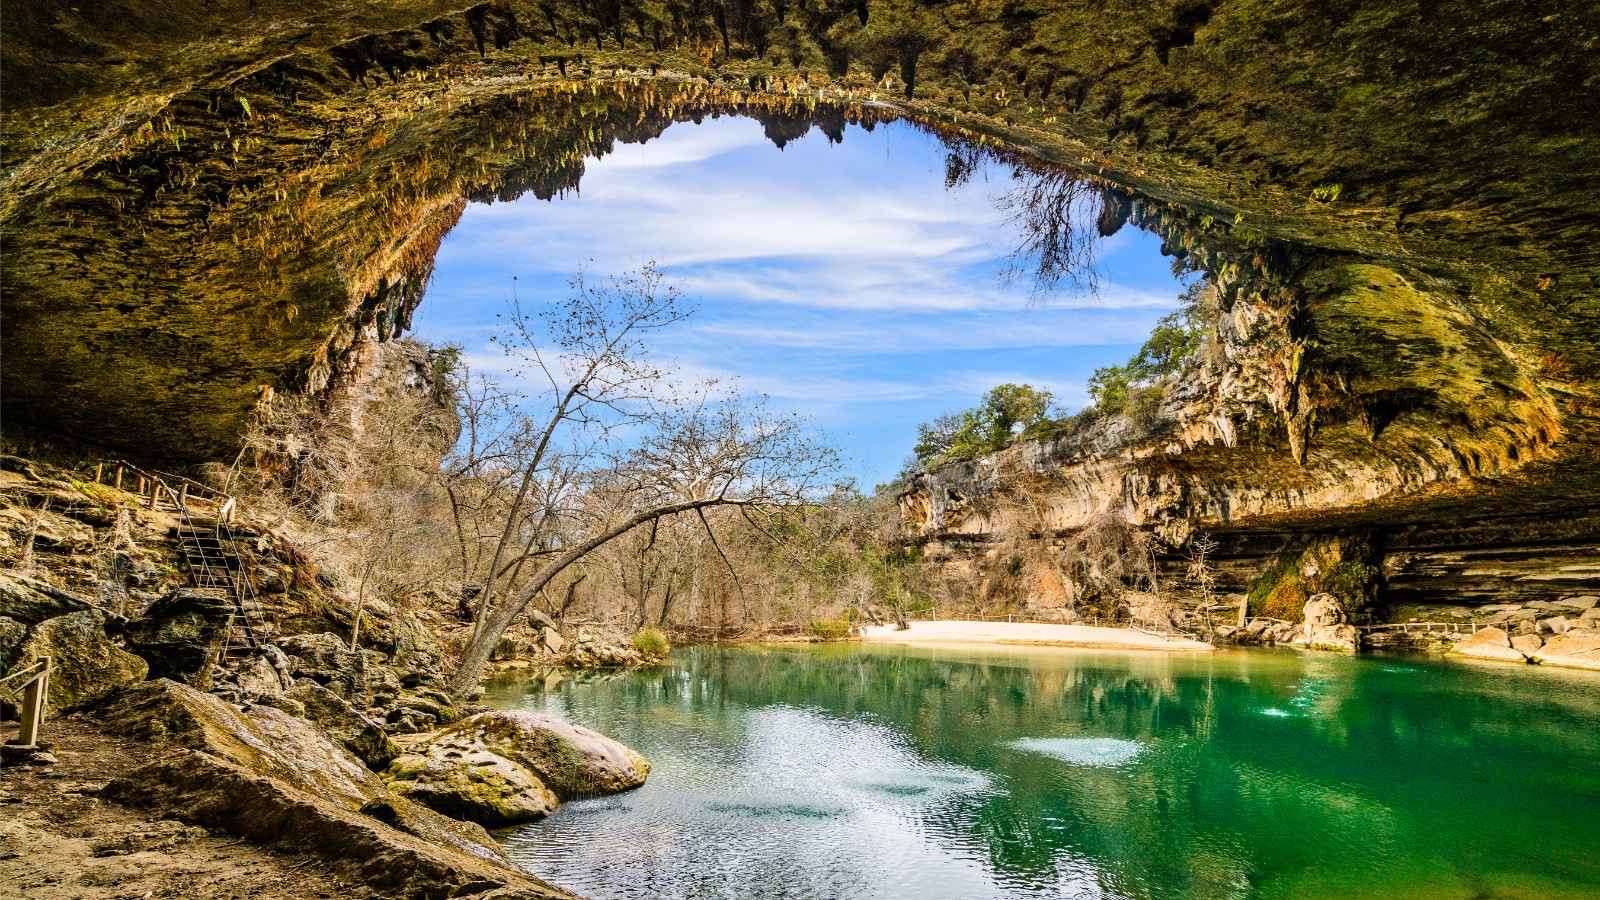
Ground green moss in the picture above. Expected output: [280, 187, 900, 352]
[1246, 554, 1299, 618]
[806, 618, 852, 641]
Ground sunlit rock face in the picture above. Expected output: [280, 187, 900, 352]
[0, 1, 1595, 550]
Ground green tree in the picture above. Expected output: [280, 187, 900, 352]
[911, 383, 1054, 467]
[1089, 280, 1215, 415]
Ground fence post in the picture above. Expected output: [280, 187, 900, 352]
[17, 658, 51, 746]
[94, 463, 104, 484]
[179, 483, 189, 507]
[114, 466, 124, 490]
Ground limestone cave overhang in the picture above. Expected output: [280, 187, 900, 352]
[2, 0, 1597, 528]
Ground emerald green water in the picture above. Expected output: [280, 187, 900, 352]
[483, 645, 1600, 899]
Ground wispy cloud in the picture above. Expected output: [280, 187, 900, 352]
[416, 117, 1183, 486]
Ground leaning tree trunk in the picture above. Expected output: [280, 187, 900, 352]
[447, 496, 748, 697]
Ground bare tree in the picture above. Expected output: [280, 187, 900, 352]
[448, 389, 835, 695]
[463, 264, 689, 653]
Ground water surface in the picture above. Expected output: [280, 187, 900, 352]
[484, 644, 1600, 899]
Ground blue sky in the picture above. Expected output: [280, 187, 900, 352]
[412, 117, 1187, 488]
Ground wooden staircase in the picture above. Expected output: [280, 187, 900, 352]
[88, 459, 268, 657]
[174, 512, 269, 657]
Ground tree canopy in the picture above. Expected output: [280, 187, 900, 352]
[911, 383, 1054, 467]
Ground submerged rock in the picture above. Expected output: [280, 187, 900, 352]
[1449, 627, 1528, 664]
[384, 710, 649, 826]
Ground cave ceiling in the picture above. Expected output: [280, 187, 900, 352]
[1, 0, 1596, 525]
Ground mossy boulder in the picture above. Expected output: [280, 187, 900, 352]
[92, 678, 387, 808]
[276, 632, 366, 698]
[383, 742, 560, 827]
[384, 710, 648, 827]
[8, 610, 147, 714]
[0, 615, 25, 671]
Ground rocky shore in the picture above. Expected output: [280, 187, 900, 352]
[1, 456, 656, 897]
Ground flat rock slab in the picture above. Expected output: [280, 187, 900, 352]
[89, 679, 507, 864]
[1449, 627, 1529, 664]
[103, 749, 572, 899]
[1533, 634, 1600, 672]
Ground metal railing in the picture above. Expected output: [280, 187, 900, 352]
[84, 460, 263, 655]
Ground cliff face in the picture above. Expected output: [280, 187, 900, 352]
[1, 2, 1597, 586]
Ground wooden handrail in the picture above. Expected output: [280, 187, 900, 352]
[1, 656, 52, 746]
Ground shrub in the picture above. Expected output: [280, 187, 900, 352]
[806, 618, 852, 641]
[631, 627, 670, 659]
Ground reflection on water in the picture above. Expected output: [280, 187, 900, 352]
[1009, 737, 1145, 767]
[484, 645, 1600, 900]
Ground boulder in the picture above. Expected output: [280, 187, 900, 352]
[122, 589, 235, 687]
[1539, 616, 1572, 635]
[234, 654, 288, 697]
[1558, 596, 1599, 611]
[89, 679, 507, 861]
[1293, 593, 1359, 652]
[384, 710, 648, 827]
[1449, 627, 1528, 664]
[1532, 633, 1600, 672]
[0, 505, 94, 551]
[253, 693, 307, 718]
[7, 610, 147, 712]
[441, 710, 648, 799]
[92, 679, 385, 809]
[276, 632, 364, 698]
[383, 739, 559, 826]
[1509, 633, 1544, 656]
[0, 572, 93, 625]
[287, 679, 400, 770]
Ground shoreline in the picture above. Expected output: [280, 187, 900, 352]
[857, 620, 1214, 652]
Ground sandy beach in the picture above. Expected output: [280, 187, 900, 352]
[858, 620, 1214, 651]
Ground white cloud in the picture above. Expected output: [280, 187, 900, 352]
[597, 122, 768, 169]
